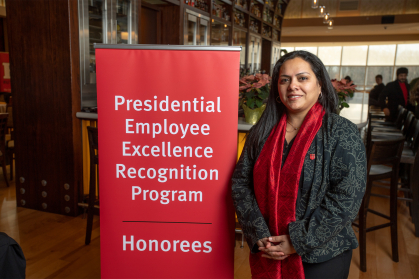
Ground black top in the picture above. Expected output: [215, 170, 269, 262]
[369, 83, 385, 101]
[232, 113, 367, 263]
[283, 138, 304, 211]
[379, 80, 413, 122]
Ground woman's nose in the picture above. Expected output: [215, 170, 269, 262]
[288, 78, 297, 91]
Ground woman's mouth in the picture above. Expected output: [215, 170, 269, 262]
[288, 95, 303, 99]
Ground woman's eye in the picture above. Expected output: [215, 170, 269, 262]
[299, 76, 308, 81]
[280, 78, 289, 83]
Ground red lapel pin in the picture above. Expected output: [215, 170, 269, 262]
[310, 154, 315, 160]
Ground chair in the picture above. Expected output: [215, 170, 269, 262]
[353, 138, 404, 272]
[85, 126, 99, 245]
[408, 149, 419, 236]
[399, 119, 419, 236]
[370, 119, 419, 236]
[0, 114, 9, 187]
[371, 106, 407, 129]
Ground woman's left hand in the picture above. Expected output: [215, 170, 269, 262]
[259, 235, 296, 260]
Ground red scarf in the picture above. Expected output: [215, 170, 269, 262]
[250, 102, 325, 279]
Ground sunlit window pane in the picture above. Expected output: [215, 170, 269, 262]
[281, 47, 295, 55]
[396, 44, 419, 65]
[341, 66, 366, 90]
[318, 46, 342, 65]
[342, 46, 368, 66]
[366, 66, 393, 89]
[367, 45, 396, 66]
[295, 47, 317, 56]
[325, 66, 340, 80]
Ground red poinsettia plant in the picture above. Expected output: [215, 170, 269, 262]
[331, 78, 357, 111]
[239, 74, 271, 109]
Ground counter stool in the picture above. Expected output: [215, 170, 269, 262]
[0, 114, 8, 187]
[399, 119, 419, 236]
[235, 214, 244, 248]
[6, 131, 14, 181]
[370, 120, 419, 236]
[353, 138, 404, 272]
[85, 126, 99, 245]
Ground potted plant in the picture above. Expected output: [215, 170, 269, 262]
[239, 73, 271, 124]
[331, 78, 357, 114]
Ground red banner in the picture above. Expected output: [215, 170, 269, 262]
[96, 46, 240, 278]
[0, 53, 11, 93]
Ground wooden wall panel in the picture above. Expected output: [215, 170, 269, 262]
[261, 39, 272, 74]
[160, 5, 180, 45]
[140, 6, 160, 44]
[6, 0, 81, 216]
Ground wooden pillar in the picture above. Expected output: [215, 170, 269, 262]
[6, 0, 82, 216]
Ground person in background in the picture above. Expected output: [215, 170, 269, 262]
[344, 76, 352, 85]
[369, 75, 385, 107]
[345, 76, 352, 82]
[409, 79, 419, 118]
[379, 67, 413, 122]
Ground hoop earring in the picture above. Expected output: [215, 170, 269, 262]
[318, 92, 323, 99]
[276, 96, 282, 103]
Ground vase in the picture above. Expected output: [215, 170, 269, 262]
[242, 103, 266, 125]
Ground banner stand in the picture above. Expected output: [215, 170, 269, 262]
[96, 44, 241, 278]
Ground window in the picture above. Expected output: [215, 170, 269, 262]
[341, 66, 366, 90]
[367, 45, 396, 66]
[280, 43, 419, 93]
[395, 44, 419, 66]
[318, 46, 342, 65]
[295, 47, 317, 55]
[325, 66, 340, 80]
[365, 66, 393, 90]
[342, 46, 368, 66]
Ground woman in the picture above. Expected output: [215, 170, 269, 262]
[231, 51, 366, 279]
[409, 79, 419, 118]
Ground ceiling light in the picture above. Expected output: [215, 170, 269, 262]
[319, 6, 325, 17]
[327, 19, 334, 29]
[323, 13, 330, 24]
[311, 0, 318, 8]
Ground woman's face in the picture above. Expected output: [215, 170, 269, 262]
[278, 57, 321, 116]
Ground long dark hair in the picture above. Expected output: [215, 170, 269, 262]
[246, 50, 337, 160]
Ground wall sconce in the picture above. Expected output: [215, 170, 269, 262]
[323, 13, 330, 24]
[311, 0, 318, 9]
[319, 6, 325, 17]
[224, 24, 227, 28]
[327, 19, 334, 29]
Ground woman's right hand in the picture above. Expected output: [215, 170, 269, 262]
[257, 238, 289, 261]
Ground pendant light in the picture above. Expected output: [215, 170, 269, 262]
[327, 19, 334, 29]
[323, 13, 330, 24]
[311, 0, 318, 9]
[319, 6, 325, 17]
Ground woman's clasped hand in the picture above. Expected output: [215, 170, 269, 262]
[257, 235, 296, 260]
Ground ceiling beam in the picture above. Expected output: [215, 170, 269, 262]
[283, 13, 419, 27]
[281, 34, 419, 43]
